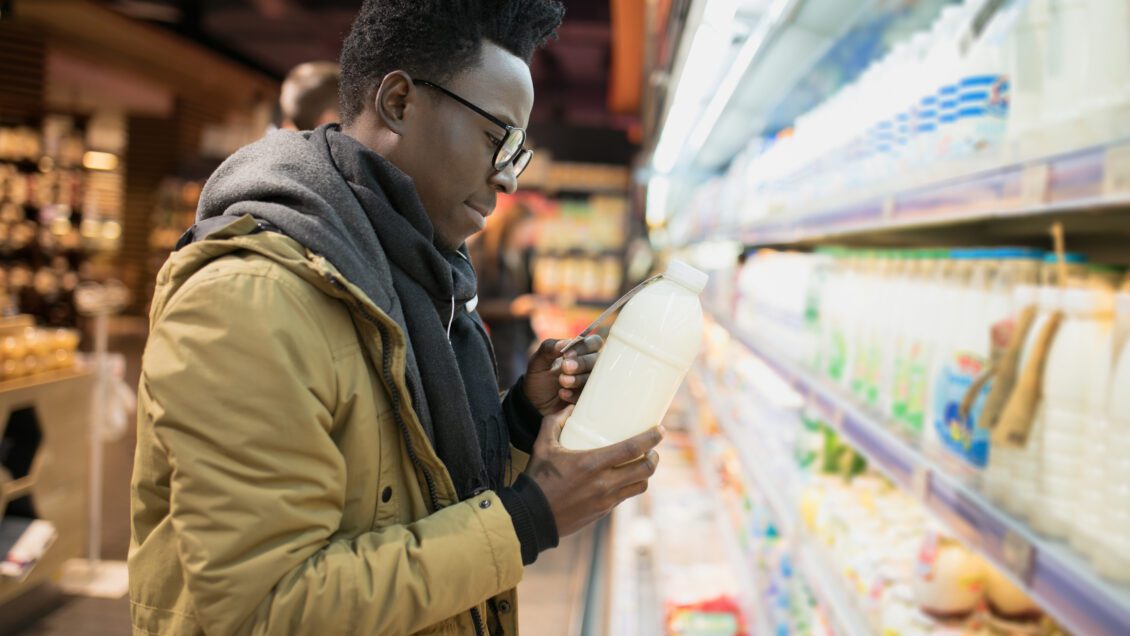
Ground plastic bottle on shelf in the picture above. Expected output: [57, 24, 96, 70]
[1003, 286, 1062, 521]
[1007, 0, 1050, 155]
[928, 249, 995, 471]
[951, 0, 1016, 163]
[984, 284, 1041, 507]
[1043, 0, 1094, 151]
[1038, 288, 1114, 539]
[560, 260, 707, 450]
[1094, 293, 1130, 582]
[1084, 0, 1130, 140]
[885, 251, 917, 423]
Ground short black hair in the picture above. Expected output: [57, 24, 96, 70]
[339, 0, 565, 125]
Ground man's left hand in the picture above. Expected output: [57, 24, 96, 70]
[523, 335, 603, 416]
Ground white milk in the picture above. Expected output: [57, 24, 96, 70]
[985, 284, 1039, 506]
[1093, 294, 1130, 582]
[1005, 287, 1061, 521]
[1038, 289, 1114, 539]
[560, 260, 707, 450]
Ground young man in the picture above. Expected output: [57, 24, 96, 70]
[128, 2, 663, 635]
[278, 61, 341, 131]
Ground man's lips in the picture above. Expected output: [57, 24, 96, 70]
[465, 202, 493, 218]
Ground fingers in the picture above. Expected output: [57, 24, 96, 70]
[596, 425, 665, 467]
[538, 339, 564, 359]
[612, 449, 660, 483]
[564, 334, 603, 358]
[558, 388, 577, 403]
[558, 372, 590, 389]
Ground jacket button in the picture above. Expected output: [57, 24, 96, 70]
[381, 487, 393, 503]
[479, 499, 492, 510]
[497, 600, 512, 614]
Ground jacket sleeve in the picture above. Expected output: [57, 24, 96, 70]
[143, 268, 523, 636]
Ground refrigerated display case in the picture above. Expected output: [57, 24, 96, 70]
[631, 0, 1130, 633]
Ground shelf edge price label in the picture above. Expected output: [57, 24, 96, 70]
[1103, 143, 1130, 196]
[1019, 162, 1050, 206]
[1001, 528, 1036, 584]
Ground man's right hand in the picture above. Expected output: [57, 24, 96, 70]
[525, 405, 663, 537]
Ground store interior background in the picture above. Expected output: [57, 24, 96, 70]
[2, 0, 1130, 634]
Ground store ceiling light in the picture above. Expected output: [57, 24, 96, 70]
[686, 0, 800, 158]
[82, 151, 119, 172]
[652, 0, 738, 174]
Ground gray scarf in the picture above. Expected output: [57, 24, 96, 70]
[196, 125, 508, 499]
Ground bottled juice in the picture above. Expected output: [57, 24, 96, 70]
[560, 260, 708, 450]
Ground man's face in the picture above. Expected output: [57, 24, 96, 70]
[403, 42, 535, 251]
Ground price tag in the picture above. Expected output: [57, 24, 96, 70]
[1019, 163, 1050, 206]
[911, 465, 931, 501]
[1103, 143, 1130, 196]
[1001, 528, 1036, 583]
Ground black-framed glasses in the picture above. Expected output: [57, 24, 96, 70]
[413, 79, 533, 178]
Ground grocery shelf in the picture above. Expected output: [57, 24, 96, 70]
[684, 385, 773, 636]
[694, 371, 874, 636]
[683, 138, 1130, 248]
[704, 306, 1130, 636]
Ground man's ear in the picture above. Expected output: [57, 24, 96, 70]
[374, 71, 417, 134]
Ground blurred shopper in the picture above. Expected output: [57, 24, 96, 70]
[279, 61, 341, 130]
[129, 1, 663, 635]
[470, 200, 539, 388]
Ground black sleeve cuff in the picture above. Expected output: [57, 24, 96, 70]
[498, 473, 559, 566]
[502, 376, 543, 454]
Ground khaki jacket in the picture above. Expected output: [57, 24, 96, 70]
[130, 216, 527, 635]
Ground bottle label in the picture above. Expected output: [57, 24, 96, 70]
[932, 350, 991, 467]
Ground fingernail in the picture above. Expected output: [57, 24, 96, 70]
[562, 374, 575, 387]
[555, 341, 567, 351]
[564, 350, 578, 359]
[564, 360, 578, 373]
[550, 358, 563, 372]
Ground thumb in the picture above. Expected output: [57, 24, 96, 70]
[541, 404, 575, 442]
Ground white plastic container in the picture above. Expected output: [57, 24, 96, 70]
[1094, 294, 1130, 582]
[1005, 286, 1061, 520]
[560, 260, 708, 450]
[1038, 288, 1114, 539]
[985, 284, 1040, 506]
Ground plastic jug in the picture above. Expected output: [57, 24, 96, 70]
[560, 260, 708, 450]
[1038, 289, 1113, 539]
[1004, 286, 1060, 520]
[1094, 293, 1130, 582]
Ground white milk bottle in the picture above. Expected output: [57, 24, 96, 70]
[985, 284, 1040, 506]
[560, 260, 707, 450]
[1006, 286, 1061, 520]
[1094, 293, 1130, 582]
[928, 249, 990, 472]
[1038, 289, 1114, 539]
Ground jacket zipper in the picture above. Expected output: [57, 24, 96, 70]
[327, 275, 487, 636]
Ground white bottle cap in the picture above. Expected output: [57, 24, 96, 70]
[664, 259, 709, 294]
